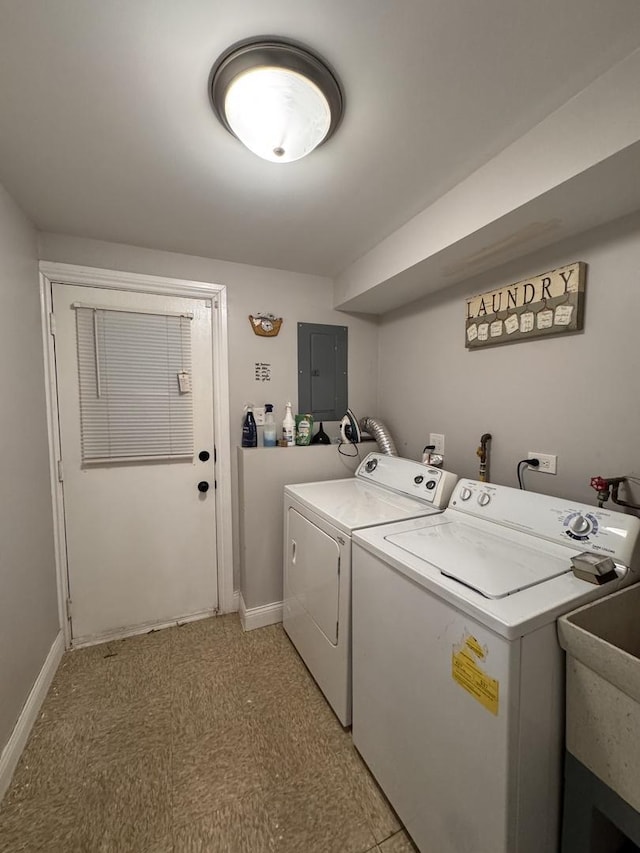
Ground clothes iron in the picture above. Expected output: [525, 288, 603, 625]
[340, 409, 361, 443]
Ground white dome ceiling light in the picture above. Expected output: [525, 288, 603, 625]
[210, 38, 344, 164]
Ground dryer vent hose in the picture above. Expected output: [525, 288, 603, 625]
[359, 417, 398, 457]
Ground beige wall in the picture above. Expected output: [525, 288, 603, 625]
[36, 212, 640, 618]
[377, 211, 640, 506]
[0, 187, 58, 754]
[238, 446, 360, 609]
[37, 233, 380, 592]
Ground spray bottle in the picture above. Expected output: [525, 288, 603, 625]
[282, 402, 295, 447]
[263, 404, 277, 447]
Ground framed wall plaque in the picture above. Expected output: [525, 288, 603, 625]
[465, 262, 586, 349]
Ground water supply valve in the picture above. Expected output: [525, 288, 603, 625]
[590, 476, 611, 507]
[590, 475, 638, 510]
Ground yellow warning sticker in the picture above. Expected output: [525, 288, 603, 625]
[452, 647, 499, 715]
[464, 635, 486, 660]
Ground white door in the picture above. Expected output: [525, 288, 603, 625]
[52, 283, 218, 645]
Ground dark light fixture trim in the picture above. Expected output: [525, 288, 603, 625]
[209, 36, 344, 161]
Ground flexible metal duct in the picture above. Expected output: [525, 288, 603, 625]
[359, 417, 398, 457]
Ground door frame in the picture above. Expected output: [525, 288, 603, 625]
[39, 261, 235, 648]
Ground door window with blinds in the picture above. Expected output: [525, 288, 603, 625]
[75, 304, 194, 463]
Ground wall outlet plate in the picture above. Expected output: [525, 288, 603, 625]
[429, 433, 445, 455]
[254, 407, 266, 426]
[528, 451, 557, 474]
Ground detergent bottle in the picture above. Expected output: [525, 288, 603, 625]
[241, 404, 257, 447]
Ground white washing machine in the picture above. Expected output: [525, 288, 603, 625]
[283, 452, 457, 726]
[351, 478, 640, 853]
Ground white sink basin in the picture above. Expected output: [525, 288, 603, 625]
[558, 583, 640, 812]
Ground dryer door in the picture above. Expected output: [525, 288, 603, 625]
[287, 507, 341, 644]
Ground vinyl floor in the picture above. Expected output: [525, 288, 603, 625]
[0, 614, 417, 852]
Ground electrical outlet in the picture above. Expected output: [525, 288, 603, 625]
[528, 452, 557, 474]
[429, 433, 445, 455]
[254, 407, 266, 426]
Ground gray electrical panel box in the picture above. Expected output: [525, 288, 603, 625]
[297, 323, 348, 421]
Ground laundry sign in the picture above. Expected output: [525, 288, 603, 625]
[465, 262, 586, 348]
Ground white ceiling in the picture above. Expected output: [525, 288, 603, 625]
[1, 0, 640, 278]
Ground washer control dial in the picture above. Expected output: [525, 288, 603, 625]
[425, 479, 437, 490]
[478, 492, 491, 507]
[414, 475, 424, 484]
[570, 515, 591, 535]
[365, 458, 378, 473]
[460, 487, 472, 501]
[564, 511, 599, 541]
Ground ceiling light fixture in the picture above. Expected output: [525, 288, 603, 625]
[209, 37, 344, 164]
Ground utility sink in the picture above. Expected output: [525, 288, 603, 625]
[558, 583, 640, 813]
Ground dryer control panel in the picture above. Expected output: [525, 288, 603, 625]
[356, 453, 458, 508]
[449, 479, 640, 567]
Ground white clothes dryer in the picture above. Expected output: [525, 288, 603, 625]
[351, 478, 640, 853]
[283, 452, 457, 726]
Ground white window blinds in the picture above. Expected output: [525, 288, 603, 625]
[75, 305, 194, 464]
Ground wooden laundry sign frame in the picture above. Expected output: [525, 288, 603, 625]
[465, 262, 586, 349]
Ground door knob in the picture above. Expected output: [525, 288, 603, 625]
[197, 481, 210, 493]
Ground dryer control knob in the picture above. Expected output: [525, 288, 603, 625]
[460, 487, 472, 501]
[365, 458, 378, 473]
[570, 515, 591, 535]
[478, 492, 491, 506]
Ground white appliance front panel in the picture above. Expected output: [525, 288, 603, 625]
[283, 498, 352, 725]
[282, 470, 451, 726]
[352, 544, 564, 853]
[352, 545, 520, 853]
[287, 507, 340, 645]
[386, 520, 569, 598]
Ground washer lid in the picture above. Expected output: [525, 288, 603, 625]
[385, 520, 571, 598]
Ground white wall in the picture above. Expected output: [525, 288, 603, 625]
[37, 233, 380, 592]
[377, 211, 640, 506]
[0, 186, 59, 754]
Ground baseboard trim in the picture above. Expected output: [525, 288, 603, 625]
[0, 631, 64, 803]
[73, 595, 241, 649]
[239, 594, 283, 631]
[72, 608, 220, 648]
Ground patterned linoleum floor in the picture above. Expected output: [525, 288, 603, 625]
[0, 614, 417, 853]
